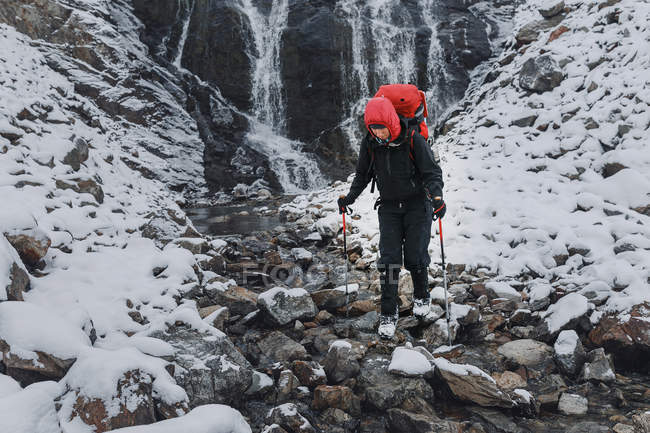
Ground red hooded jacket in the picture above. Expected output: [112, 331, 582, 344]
[363, 97, 402, 143]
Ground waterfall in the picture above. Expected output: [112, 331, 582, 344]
[238, 0, 326, 193]
[239, 0, 289, 130]
[245, 122, 327, 194]
[419, 0, 454, 121]
[174, 0, 195, 69]
[336, 0, 453, 129]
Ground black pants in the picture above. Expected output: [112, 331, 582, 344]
[377, 196, 433, 315]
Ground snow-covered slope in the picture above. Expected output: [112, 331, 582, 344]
[0, 22, 249, 433]
[438, 0, 649, 311]
[285, 0, 649, 317]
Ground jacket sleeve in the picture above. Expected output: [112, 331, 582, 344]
[412, 134, 444, 199]
[346, 135, 372, 203]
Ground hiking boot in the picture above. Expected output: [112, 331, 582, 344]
[413, 296, 432, 319]
[412, 296, 441, 323]
[378, 308, 398, 339]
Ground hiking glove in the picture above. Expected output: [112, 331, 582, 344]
[432, 197, 446, 220]
[337, 195, 353, 214]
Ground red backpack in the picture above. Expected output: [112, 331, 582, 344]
[374, 84, 429, 140]
[365, 84, 430, 195]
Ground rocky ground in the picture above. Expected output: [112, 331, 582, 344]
[2, 0, 649, 432]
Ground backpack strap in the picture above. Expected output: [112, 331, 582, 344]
[366, 137, 377, 193]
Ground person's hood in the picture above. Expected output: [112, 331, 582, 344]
[363, 97, 401, 143]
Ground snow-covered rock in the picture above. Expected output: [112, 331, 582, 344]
[148, 326, 253, 408]
[322, 340, 364, 384]
[554, 330, 586, 376]
[0, 301, 91, 383]
[0, 381, 60, 433]
[485, 281, 522, 302]
[257, 286, 318, 326]
[110, 405, 252, 433]
[540, 293, 591, 338]
[56, 346, 189, 431]
[388, 346, 432, 377]
[265, 403, 315, 433]
[0, 235, 29, 301]
[432, 357, 513, 408]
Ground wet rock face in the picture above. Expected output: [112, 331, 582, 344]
[131, 0, 510, 190]
[281, 2, 350, 144]
[181, 0, 254, 111]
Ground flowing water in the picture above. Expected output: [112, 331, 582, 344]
[238, 0, 327, 193]
[173, 0, 195, 69]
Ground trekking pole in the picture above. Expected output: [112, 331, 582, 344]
[342, 210, 350, 318]
[438, 218, 452, 347]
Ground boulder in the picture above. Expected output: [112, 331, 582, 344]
[515, 14, 566, 46]
[538, 293, 591, 341]
[497, 339, 554, 369]
[258, 287, 318, 326]
[258, 331, 308, 363]
[519, 55, 564, 93]
[245, 371, 274, 397]
[357, 356, 434, 411]
[322, 340, 364, 384]
[59, 369, 159, 431]
[433, 357, 513, 408]
[55, 178, 104, 204]
[422, 317, 459, 347]
[579, 348, 615, 383]
[62, 136, 89, 171]
[589, 303, 650, 372]
[4, 228, 51, 267]
[206, 283, 258, 317]
[311, 284, 359, 311]
[557, 393, 588, 415]
[386, 408, 461, 433]
[140, 209, 200, 248]
[388, 346, 432, 378]
[56, 347, 189, 432]
[290, 248, 313, 267]
[531, 374, 567, 407]
[276, 369, 301, 403]
[312, 385, 361, 416]
[292, 360, 327, 388]
[492, 371, 527, 391]
[266, 403, 316, 433]
[510, 309, 532, 326]
[485, 282, 522, 302]
[0, 302, 91, 385]
[538, 1, 565, 18]
[149, 326, 253, 407]
[1, 235, 30, 301]
[554, 330, 586, 376]
[200, 306, 229, 331]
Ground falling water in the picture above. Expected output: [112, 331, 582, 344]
[336, 0, 443, 150]
[238, 0, 326, 192]
[239, 0, 289, 129]
[173, 0, 195, 69]
[418, 0, 455, 121]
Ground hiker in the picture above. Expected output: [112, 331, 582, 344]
[337, 93, 445, 339]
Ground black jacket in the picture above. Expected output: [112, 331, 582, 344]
[346, 129, 443, 203]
